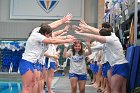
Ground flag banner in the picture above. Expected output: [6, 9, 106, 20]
[10, 0, 84, 20]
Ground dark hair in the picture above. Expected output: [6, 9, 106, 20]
[99, 28, 111, 36]
[39, 23, 52, 35]
[102, 22, 113, 32]
[72, 40, 84, 56]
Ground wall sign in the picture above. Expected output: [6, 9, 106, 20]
[10, 0, 84, 20]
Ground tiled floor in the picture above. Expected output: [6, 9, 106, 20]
[48, 76, 97, 93]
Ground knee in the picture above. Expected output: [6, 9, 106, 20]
[71, 86, 77, 91]
[22, 85, 30, 92]
[79, 89, 85, 93]
[111, 89, 119, 93]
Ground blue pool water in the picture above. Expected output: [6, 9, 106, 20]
[0, 82, 22, 93]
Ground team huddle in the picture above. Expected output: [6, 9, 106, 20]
[19, 14, 129, 93]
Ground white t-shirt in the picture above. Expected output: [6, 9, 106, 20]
[45, 44, 57, 68]
[68, 49, 87, 74]
[101, 44, 108, 64]
[22, 27, 48, 63]
[105, 33, 127, 66]
[90, 42, 103, 62]
[46, 44, 57, 62]
[38, 44, 48, 65]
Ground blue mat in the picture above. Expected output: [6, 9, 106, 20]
[126, 46, 135, 67]
[130, 46, 140, 91]
[125, 46, 135, 93]
[135, 46, 140, 87]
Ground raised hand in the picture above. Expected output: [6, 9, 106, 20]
[79, 20, 89, 32]
[85, 39, 91, 47]
[65, 36, 77, 44]
[72, 25, 81, 31]
[80, 20, 87, 26]
[63, 25, 70, 33]
[66, 35, 75, 39]
[64, 43, 69, 48]
[61, 13, 72, 23]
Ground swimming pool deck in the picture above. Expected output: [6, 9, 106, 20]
[0, 72, 21, 82]
[0, 72, 98, 93]
[47, 76, 98, 93]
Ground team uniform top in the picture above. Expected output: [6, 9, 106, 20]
[67, 49, 87, 75]
[22, 27, 48, 63]
[90, 42, 103, 62]
[105, 33, 127, 66]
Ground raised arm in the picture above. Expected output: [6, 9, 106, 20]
[42, 36, 76, 45]
[84, 40, 92, 56]
[49, 13, 72, 29]
[44, 48, 60, 59]
[75, 31, 106, 43]
[79, 20, 100, 35]
[91, 43, 103, 52]
[63, 43, 71, 58]
[52, 25, 69, 37]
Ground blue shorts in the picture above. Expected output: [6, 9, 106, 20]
[19, 59, 34, 75]
[112, 63, 130, 79]
[102, 62, 111, 78]
[90, 61, 99, 74]
[69, 73, 87, 80]
[47, 62, 56, 70]
[34, 62, 43, 71]
[45, 57, 49, 69]
[90, 63, 95, 72]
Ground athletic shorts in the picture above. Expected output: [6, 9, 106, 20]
[102, 62, 111, 78]
[90, 61, 99, 74]
[47, 62, 56, 70]
[34, 62, 43, 72]
[19, 59, 34, 75]
[45, 57, 49, 69]
[90, 63, 95, 72]
[69, 73, 87, 80]
[112, 63, 130, 79]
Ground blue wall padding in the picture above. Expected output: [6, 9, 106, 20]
[126, 46, 135, 67]
[130, 46, 140, 91]
[135, 46, 140, 87]
[126, 46, 135, 93]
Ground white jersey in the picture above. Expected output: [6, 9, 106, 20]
[68, 49, 87, 74]
[105, 33, 127, 66]
[47, 44, 57, 62]
[45, 44, 57, 68]
[91, 41, 103, 62]
[38, 44, 48, 65]
[22, 27, 48, 63]
[101, 44, 108, 64]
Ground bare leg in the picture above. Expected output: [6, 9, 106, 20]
[78, 80, 86, 93]
[107, 69, 112, 87]
[21, 70, 35, 93]
[93, 69, 101, 89]
[47, 68, 54, 93]
[121, 78, 127, 93]
[104, 78, 111, 93]
[111, 74, 124, 93]
[43, 66, 47, 91]
[70, 77, 78, 93]
[32, 69, 39, 93]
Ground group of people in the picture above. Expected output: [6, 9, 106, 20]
[19, 13, 129, 93]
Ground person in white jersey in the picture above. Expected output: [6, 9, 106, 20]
[19, 14, 76, 93]
[44, 44, 61, 93]
[74, 21, 129, 93]
[63, 40, 91, 93]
